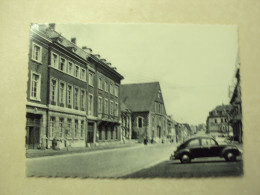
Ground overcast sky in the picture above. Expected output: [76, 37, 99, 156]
[55, 24, 238, 125]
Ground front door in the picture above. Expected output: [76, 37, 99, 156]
[87, 123, 94, 143]
[26, 114, 41, 149]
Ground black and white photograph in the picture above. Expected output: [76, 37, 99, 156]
[26, 23, 242, 178]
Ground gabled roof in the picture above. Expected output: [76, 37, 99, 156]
[121, 82, 161, 112]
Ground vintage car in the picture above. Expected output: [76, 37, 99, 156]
[170, 135, 241, 163]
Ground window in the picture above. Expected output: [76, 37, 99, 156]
[105, 81, 108, 92]
[110, 84, 113, 94]
[50, 79, 57, 104]
[49, 117, 55, 138]
[104, 99, 108, 114]
[114, 103, 118, 116]
[80, 90, 85, 110]
[138, 117, 143, 128]
[88, 72, 94, 86]
[74, 120, 78, 137]
[98, 78, 102, 89]
[110, 101, 113, 115]
[74, 87, 79, 109]
[67, 85, 73, 108]
[201, 138, 217, 146]
[81, 69, 86, 81]
[30, 72, 41, 101]
[74, 65, 79, 78]
[215, 119, 217, 123]
[221, 118, 224, 123]
[98, 97, 103, 113]
[187, 139, 200, 147]
[59, 58, 66, 72]
[114, 86, 119, 97]
[59, 118, 64, 137]
[32, 42, 42, 63]
[51, 52, 59, 68]
[81, 120, 84, 137]
[68, 61, 73, 75]
[88, 94, 93, 116]
[67, 118, 72, 137]
[59, 82, 65, 106]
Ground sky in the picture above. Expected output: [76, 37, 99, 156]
[55, 24, 238, 125]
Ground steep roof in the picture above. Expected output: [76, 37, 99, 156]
[120, 82, 160, 112]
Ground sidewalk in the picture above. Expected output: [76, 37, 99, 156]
[26, 141, 141, 158]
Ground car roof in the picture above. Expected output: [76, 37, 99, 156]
[184, 135, 215, 142]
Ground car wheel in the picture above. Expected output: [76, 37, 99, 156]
[180, 153, 191, 163]
[224, 151, 237, 162]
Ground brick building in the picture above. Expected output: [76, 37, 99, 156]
[26, 24, 123, 149]
[120, 82, 168, 143]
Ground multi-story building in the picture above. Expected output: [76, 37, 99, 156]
[26, 24, 123, 149]
[166, 115, 176, 142]
[206, 104, 233, 137]
[229, 65, 242, 143]
[120, 82, 168, 143]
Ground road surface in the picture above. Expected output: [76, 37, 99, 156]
[26, 143, 243, 178]
[26, 143, 175, 178]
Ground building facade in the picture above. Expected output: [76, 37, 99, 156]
[120, 82, 168, 143]
[229, 67, 242, 143]
[206, 104, 233, 137]
[26, 24, 123, 149]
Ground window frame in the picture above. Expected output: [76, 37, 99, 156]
[110, 83, 114, 95]
[59, 81, 66, 107]
[88, 72, 94, 86]
[50, 78, 58, 105]
[80, 89, 85, 111]
[81, 68, 86, 81]
[98, 96, 103, 114]
[30, 71, 41, 101]
[88, 93, 94, 116]
[51, 52, 59, 68]
[31, 42, 42, 63]
[59, 57, 66, 72]
[67, 84, 73, 108]
[67, 61, 74, 75]
[74, 65, 80, 78]
[74, 87, 80, 110]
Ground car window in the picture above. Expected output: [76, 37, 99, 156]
[209, 138, 217, 145]
[201, 138, 217, 146]
[187, 139, 200, 147]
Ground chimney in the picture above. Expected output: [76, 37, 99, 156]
[94, 54, 101, 59]
[107, 62, 112, 66]
[49, 23, 56, 30]
[71, 37, 76, 44]
[101, 58, 107, 63]
[82, 46, 92, 54]
[112, 67, 117, 71]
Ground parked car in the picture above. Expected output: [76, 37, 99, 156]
[170, 135, 241, 163]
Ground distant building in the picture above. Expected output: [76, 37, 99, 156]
[121, 82, 167, 143]
[120, 101, 132, 141]
[206, 104, 233, 137]
[229, 65, 242, 142]
[166, 115, 177, 142]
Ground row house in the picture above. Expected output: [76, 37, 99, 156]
[206, 104, 233, 137]
[26, 24, 123, 149]
[121, 82, 168, 143]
